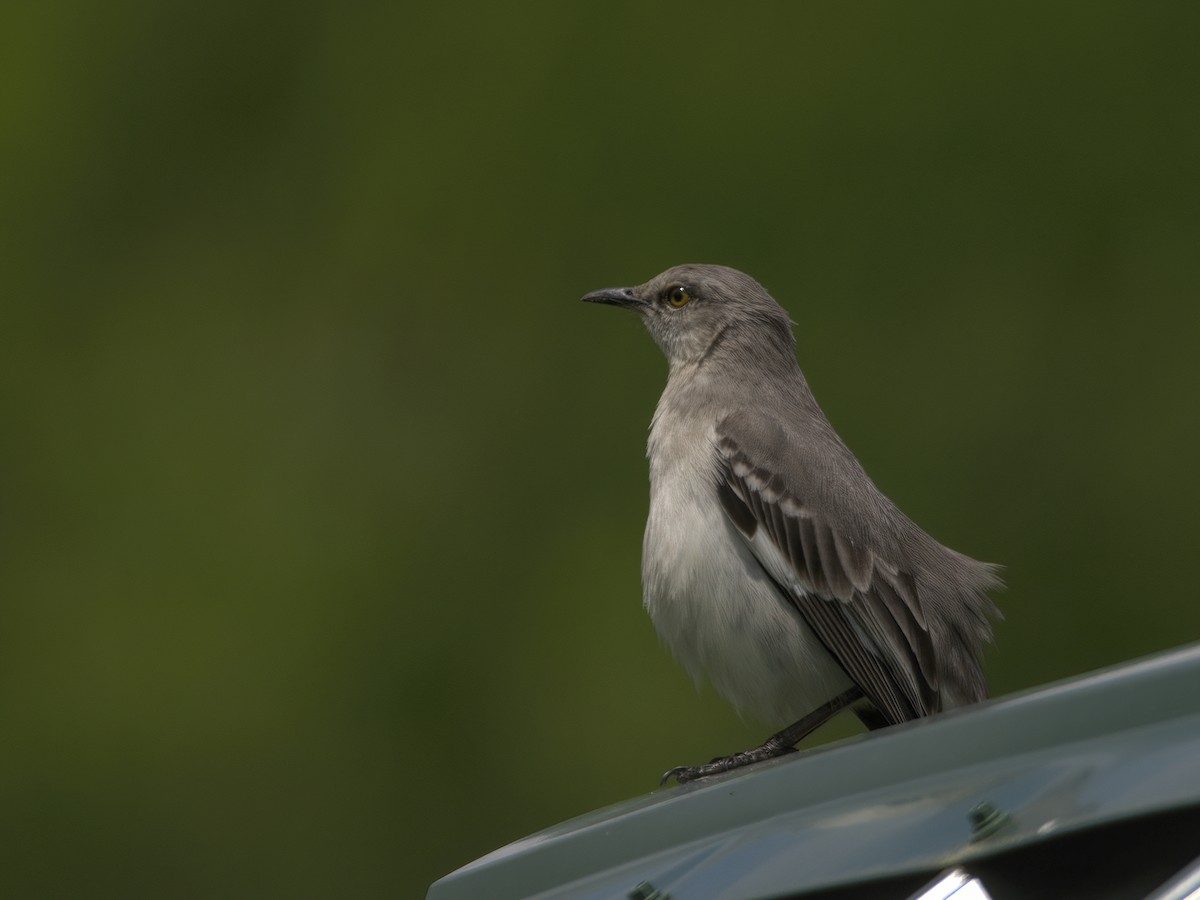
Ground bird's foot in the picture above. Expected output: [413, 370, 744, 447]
[660, 744, 797, 785]
[657, 689, 866, 786]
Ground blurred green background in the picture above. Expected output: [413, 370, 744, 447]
[3, 3, 1199, 897]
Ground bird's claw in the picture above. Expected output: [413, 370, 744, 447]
[660, 755, 737, 785]
[659, 765, 698, 785]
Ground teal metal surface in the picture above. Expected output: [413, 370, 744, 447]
[428, 643, 1200, 900]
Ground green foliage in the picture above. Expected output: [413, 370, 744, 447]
[1, 3, 1198, 896]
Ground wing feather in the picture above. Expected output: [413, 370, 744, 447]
[715, 427, 939, 724]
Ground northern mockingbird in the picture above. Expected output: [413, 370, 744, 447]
[583, 264, 1001, 784]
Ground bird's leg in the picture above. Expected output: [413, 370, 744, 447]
[660, 687, 864, 785]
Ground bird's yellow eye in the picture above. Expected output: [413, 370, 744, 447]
[667, 286, 691, 308]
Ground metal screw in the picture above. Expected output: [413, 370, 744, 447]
[968, 801, 1010, 841]
[629, 881, 671, 900]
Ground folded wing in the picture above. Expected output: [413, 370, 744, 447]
[714, 428, 940, 725]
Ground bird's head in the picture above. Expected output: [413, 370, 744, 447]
[582, 264, 794, 371]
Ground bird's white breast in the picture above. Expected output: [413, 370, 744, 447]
[642, 383, 852, 725]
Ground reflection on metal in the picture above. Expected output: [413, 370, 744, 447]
[1147, 851, 1200, 900]
[910, 868, 993, 900]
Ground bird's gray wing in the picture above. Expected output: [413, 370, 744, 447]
[714, 426, 939, 724]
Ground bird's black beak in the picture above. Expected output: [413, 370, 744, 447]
[581, 286, 647, 310]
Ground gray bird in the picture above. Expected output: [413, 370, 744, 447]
[583, 264, 1001, 784]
